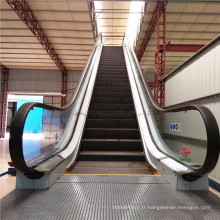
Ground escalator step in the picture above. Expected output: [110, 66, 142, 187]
[96, 76, 129, 80]
[78, 151, 145, 161]
[95, 82, 129, 87]
[83, 128, 140, 139]
[87, 111, 136, 119]
[75, 161, 147, 168]
[92, 92, 132, 98]
[91, 97, 133, 104]
[77, 46, 146, 165]
[90, 104, 134, 111]
[81, 139, 142, 151]
[86, 119, 138, 128]
[94, 87, 131, 93]
[96, 78, 129, 83]
[97, 72, 127, 76]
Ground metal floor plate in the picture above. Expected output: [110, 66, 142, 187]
[70, 167, 153, 175]
[1, 175, 220, 220]
[57, 175, 168, 184]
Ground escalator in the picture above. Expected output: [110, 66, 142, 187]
[69, 46, 154, 175]
[8, 36, 220, 189]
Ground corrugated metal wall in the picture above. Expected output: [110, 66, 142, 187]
[164, 39, 220, 184]
[43, 96, 62, 108]
[66, 70, 82, 104]
[142, 71, 154, 84]
[8, 69, 62, 93]
[8, 69, 82, 108]
[165, 40, 220, 107]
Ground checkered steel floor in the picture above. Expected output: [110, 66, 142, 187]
[1, 175, 220, 220]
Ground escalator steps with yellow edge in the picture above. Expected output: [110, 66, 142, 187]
[69, 46, 155, 176]
[69, 161, 154, 175]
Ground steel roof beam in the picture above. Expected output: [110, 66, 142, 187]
[0, 35, 94, 40]
[6, 0, 66, 73]
[0, 8, 145, 14]
[142, 21, 220, 25]
[6, 0, 68, 105]
[88, 1, 97, 39]
[162, 43, 204, 52]
[1, 42, 94, 46]
[1, 48, 93, 51]
[0, 57, 88, 60]
[1, 18, 93, 24]
[136, 37, 214, 43]
[97, 25, 127, 28]
[1, 27, 95, 33]
[140, 30, 220, 34]
[146, 11, 220, 16]
[3, 7, 220, 16]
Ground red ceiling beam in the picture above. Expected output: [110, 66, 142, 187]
[0, 64, 9, 138]
[136, 1, 168, 62]
[6, 0, 66, 73]
[6, 0, 67, 106]
[161, 42, 204, 52]
[154, 1, 167, 108]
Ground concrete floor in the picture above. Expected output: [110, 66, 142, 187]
[0, 133, 16, 199]
[0, 133, 220, 200]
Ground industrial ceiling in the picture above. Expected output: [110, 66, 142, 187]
[137, 1, 220, 81]
[0, 0, 94, 70]
[1, 0, 220, 76]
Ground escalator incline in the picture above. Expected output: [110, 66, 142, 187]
[69, 46, 155, 175]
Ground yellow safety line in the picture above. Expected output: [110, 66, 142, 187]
[145, 162, 158, 176]
[78, 161, 146, 163]
[65, 162, 78, 174]
[74, 166, 150, 169]
[65, 173, 156, 176]
[65, 161, 160, 175]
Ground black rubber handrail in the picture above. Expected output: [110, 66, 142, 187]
[125, 40, 220, 181]
[9, 102, 61, 178]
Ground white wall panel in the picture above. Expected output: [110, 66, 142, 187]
[7, 69, 82, 107]
[165, 39, 220, 107]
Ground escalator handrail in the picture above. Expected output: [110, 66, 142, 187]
[9, 38, 101, 175]
[10, 102, 61, 173]
[124, 36, 220, 181]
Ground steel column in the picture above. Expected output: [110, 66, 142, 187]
[6, 0, 67, 106]
[136, 1, 167, 62]
[0, 64, 9, 138]
[154, 1, 167, 108]
[161, 43, 204, 52]
[61, 70, 67, 106]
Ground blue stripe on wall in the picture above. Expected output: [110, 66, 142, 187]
[17, 100, 43, 133]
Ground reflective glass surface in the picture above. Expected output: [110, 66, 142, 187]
[22, 43, 100, 167]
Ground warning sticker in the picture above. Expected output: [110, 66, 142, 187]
[170, 123, 182, 131]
